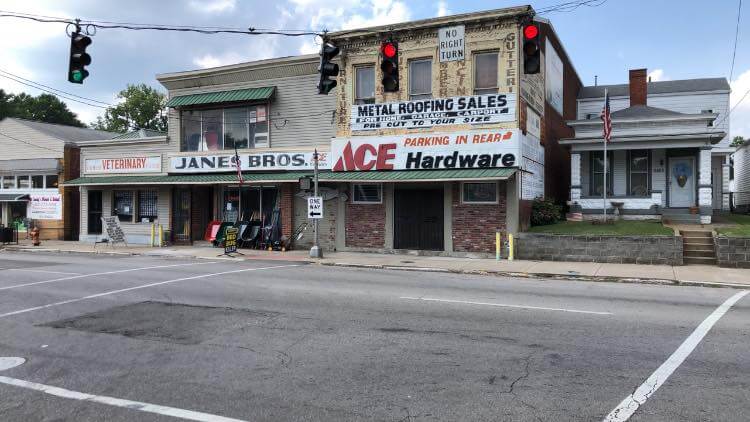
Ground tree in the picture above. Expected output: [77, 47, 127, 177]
[0, 90, 85, 127]
[92, 84, 167, 132]
[731, 135, 746, 148]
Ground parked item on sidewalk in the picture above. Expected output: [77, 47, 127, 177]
[203, 221, 222, 242]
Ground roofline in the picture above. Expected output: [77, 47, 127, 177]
[2, 117, 119, 142]
[560, 132, 726, 144]
[534, 16, 582, 89]
[327, 5, 533, 39]
[76, 136, 168, 147]
[156, 54, 319, 82]
[567, 113, 719, 125]
[578, 89, 731, 101]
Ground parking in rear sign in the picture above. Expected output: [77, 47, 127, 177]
[307, 196, 323, 219]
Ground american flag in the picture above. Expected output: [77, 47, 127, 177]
[234, 146, 244, 186]
[601, 89, 612, 142]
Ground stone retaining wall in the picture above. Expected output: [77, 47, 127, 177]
[715, 236, 750, 268]
[516, 233, 683, 265]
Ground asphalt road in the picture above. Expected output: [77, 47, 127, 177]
[0, 251, 747, 422]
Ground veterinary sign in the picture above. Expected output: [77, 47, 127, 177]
[85, 156, 162, 174]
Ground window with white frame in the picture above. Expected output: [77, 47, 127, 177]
[628, 150, 649, 196]
[16, 176, 29, 189]
[462, 182, 498, 204]
[352, 183, 382, 203]
[46, 175, 58, 189]
[181, 105, 269, 152]
[701, 109, 714, 127]
[31, 175, 44, 189]
[2, 176, 13, 189]
[474, 52, 499, 95]
[590, 151, 613, 196]
[408, 59, 432, 100]
[355, 66, 375, 105]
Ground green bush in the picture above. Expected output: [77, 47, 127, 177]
[531, 198, 562, 226]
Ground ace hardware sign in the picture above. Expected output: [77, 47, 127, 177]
[331, 129, 520, 172]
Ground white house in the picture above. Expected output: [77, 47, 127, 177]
[561, 69, 730, 224]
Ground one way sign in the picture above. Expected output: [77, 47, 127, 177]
[307, 196, 323, 219]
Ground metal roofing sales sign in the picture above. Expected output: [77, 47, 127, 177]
[350, 93, 516, 131]
[331, 129, 519, 172]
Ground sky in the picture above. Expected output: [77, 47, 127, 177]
[0, 0, 747, 138]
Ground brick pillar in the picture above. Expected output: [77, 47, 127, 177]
[280, 184, 293, 238]
[629, 68, 647, 106]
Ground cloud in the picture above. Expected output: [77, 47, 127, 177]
[647, 69, 668, 82]
[730, 69, 750, 139]
[193, 53, 245, 69]
[437, 1, 450, 17]
[298, 36, 321, 55]
[189, 0, 236, 13]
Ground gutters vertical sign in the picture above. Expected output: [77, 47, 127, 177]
[439, 25, 465, 62]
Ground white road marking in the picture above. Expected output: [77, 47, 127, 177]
[7, 269, 82, 275]
[400, 296, 613, 315]
[0, 265, 299, 319]
[603, 290, 749, 422]
[0, 262, 218, 291]
[0, 357, 25, 371]
[0, 373, 248, 422]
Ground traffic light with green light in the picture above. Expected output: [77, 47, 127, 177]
[68, 31, 91, 84]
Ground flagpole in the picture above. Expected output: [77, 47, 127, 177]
[603, 88, 607, 222]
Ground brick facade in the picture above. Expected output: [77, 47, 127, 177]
[345, 195, 385, 248]
[451, 182, 507, 253]
[280, 184, 293, 239]
[629, 68, 647, 106]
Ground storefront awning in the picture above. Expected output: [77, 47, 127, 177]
[165, 86, 276, 107]
[63, 168, 517, 186]
[0, 194, 30, 202]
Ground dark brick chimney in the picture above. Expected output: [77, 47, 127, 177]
[629, 68, 647, 106]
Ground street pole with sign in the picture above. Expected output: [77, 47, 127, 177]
[309, 149, 323, 258]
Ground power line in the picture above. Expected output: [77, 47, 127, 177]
[536, 0, 609, 15]
[730, 0, 742, 81]
[0, 11, 321, 36]
[0, 69, 112, 106]
[0, 73, 109, 109]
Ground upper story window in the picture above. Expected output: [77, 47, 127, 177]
[585, 113, 599, 120]
[181, 105, 269, 152]
[474, 52, 498, 95]
[409, 59, 432, 100]
[701, 109, 714, 127]
[355, 66, 375, 105]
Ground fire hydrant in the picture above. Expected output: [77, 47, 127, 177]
[30, 226, 41, 246]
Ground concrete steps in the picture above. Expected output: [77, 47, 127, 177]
[680, 230, 716, 265]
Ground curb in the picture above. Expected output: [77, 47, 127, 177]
[3, 246, 748, 290]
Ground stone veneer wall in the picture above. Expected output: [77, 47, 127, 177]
[715, 236, 750, 268]
[516, 233, 683, 265]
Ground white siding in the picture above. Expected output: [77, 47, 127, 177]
[581, 151, 590, 195]
[0, 119, 64, 160]
[734, 145, 750, 207]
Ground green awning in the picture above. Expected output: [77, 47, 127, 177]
[63, 168, 517, 186]
[165, 86, 275, 108]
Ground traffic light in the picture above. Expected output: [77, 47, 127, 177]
[68, 31, 92, 84]
[380, 40, 399, 92]
[317, 42, 339, 95]
[522, 23, 540, 75]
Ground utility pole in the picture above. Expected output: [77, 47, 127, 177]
[309, 149, 323, 258]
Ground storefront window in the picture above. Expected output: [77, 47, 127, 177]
[409, 59, 432, 100]
[474, 52, 499, 95]
[352, 184, 382, 203]
[16, 176, 30, 189]
[462, 182, 498, 203]
[181, 105, 269, 152]
[46, 175, 58, 189]
[2, 177, 13, 189]
[629, 151, 649, 197]
[223, 188, 240, 222]
[355, 66, 375, 104]
[113, 191, 134, 222]
[10, 202, 27, 231]
[31, 175, 44, 189]
[138, 190, 158, 222]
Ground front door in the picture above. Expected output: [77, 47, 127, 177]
[172, 188, 191, 244]
[669, 157, 696, 208]
[394, 188, 444, 250]
[87, 190, 102, 235]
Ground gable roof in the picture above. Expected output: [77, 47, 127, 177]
[10, 118, 119, 142]
[579, 78, 730, 99]
[609, 105, 685, 119]
[112, 128, 166, 140]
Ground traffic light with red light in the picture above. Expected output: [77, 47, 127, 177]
[68, 31, 92, 84]
[381, 40, 399, 92]
[522, 23, 540, 75]
[317, 42, 340, 95]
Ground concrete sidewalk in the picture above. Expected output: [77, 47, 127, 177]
[2, 240, 748, 288]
